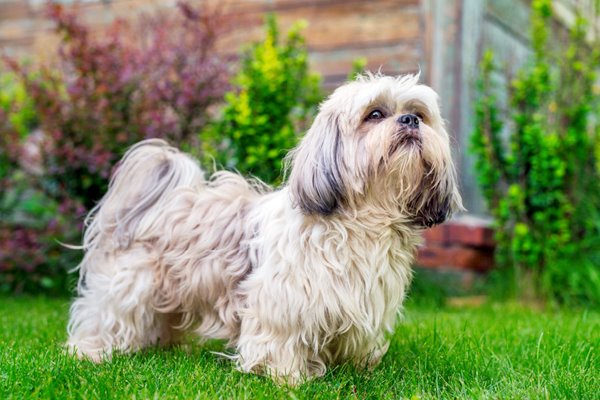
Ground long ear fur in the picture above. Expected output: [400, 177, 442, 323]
[414, 194, 452, 228]
[286, 113, 346, 215]
[411, 163, 463, 228]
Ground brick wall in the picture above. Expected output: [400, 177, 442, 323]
[418, 216, 495, 273]
[0, 0, 425, 89]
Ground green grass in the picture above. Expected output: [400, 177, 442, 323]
[1, 297, 598, 399]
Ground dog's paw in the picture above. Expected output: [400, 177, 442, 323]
[65, 341, 111, 363]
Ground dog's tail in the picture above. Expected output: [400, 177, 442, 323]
[79, 139, 205, 258]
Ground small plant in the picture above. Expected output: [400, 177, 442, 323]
[347, 57, 367, 81]
[471, 0, 600, 305]
[0, 73, 37, 138]
[201, 15, 322, 184]
[0, 73, 36, 182]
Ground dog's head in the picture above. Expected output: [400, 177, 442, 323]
[286, 73, 463, 227]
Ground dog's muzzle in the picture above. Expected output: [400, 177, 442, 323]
[391, 114, 421, 151]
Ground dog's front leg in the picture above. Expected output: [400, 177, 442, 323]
[235, 330, 323, 385]
[363, 339, 390, 370]
[233, 279, 326, 385]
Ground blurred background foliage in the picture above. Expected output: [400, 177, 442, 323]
[200, 15, 322, 185]
[471, 0, 600, 306]
[0, 3, 333, 296]
[5, 2, 231, 209]
[0, 72, 81, 294]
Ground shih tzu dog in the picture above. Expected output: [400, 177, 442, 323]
[67, 73, 463, 384]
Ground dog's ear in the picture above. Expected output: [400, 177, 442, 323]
[286, 113, 347, 215]
[414, 195, 452, 228]
[411, 165, 463, 228]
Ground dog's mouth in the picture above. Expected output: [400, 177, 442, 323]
[389, 128, 422, 155]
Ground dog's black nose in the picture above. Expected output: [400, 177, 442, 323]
[398, 114, 420, 129]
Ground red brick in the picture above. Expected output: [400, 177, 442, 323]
[446, 222, 495, 248]
[417, 244, 453, 268]
[448, 247, 494, 272]
[417, 244, 494, 272]
[423, 224, 449, 245]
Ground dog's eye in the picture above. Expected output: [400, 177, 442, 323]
[366, 110, 385, 121]
[414, 112, 425, 121]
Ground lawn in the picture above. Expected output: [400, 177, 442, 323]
[0, 296, 598, 399]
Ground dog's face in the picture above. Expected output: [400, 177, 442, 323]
[287, 74, 463, 227]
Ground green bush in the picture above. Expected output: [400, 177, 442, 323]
[471, 0, 600, 305]
[201, 15, 322, 184]
[0, 73, 36, 181]
[0, 72, 37, 138]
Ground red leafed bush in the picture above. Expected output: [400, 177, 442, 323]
[1, 1, 232, 294]
[0, 96, 84, 294]
[6, 1, 232, 208]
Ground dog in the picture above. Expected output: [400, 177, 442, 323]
[67, 73, 463, 384]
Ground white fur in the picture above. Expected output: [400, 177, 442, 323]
[67, 74, 462, 385]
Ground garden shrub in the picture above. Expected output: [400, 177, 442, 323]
[471, 0, 600, 305]
[0, 79, 19, 185]
[5, 1, 231, 208]
[0, 171, 84, 295]
[1, 2, 232, 295]
[347, 57, 367, 81]
[201, 15, 322, 185]
[0, 73, 36, 183]
[0, 73, 82, 295]
[0, 73, 37, 138]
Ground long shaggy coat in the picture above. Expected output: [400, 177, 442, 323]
[67, 74, 462, 384]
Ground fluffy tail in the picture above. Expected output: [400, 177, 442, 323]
[78, 139, 205, 266]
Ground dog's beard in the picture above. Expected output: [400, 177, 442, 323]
[379, 148, 427, 207]
[362, 122, 459, 228]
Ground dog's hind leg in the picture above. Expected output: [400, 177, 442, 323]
[67, 139, 203, 360]
[66, 246, 169, 360]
